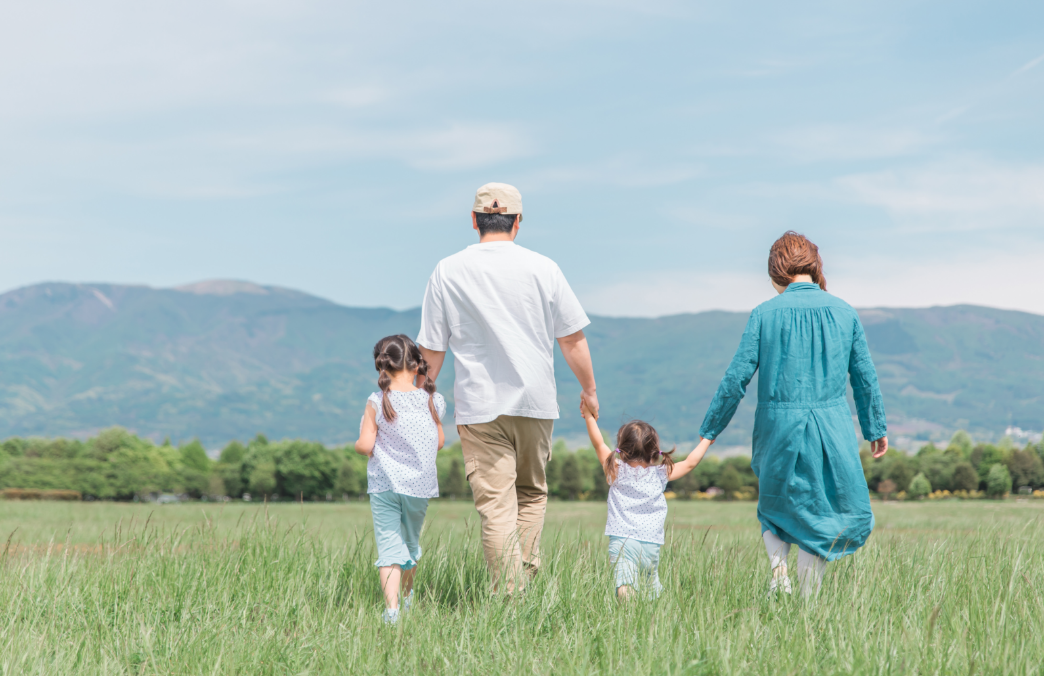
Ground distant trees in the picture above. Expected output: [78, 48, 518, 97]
[1, 426, 1040, 502]
[0, 428, 365, 502]
[860, 430, 1044, 499]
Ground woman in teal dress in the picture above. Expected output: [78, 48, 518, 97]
[699, 231, 888, 596]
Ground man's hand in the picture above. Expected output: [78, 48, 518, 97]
[871, 436, 888, 459]
[581, 390, 599, 420]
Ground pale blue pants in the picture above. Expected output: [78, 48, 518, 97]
[370, 491, 428, 569]
[608, 536, 663, 598]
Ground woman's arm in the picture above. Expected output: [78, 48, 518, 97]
[668, 437, 714, 481]
[582, 400, 613, 466]
[699, 309, 762, 441]
[355, 403, 378, 457]
[849, 319, 888, 458]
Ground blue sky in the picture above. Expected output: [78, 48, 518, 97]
[1, 1, 1042, 316]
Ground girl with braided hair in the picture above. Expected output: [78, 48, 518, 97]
[582, 401, 714, 600]
[355, 334, 446, 624]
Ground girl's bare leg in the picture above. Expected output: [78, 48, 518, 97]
[401, 567, 417, 598]
[378, 565, 402, 609]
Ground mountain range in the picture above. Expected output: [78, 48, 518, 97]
[1, 280, 1041, 449]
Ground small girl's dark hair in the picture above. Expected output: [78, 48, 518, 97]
[372, 334, 439, 423]
[603, 420, 674, 485]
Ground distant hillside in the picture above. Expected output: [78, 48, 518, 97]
[0, 281, 1041, 447]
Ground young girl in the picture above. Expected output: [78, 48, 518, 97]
[583, 403, 713, 599]
[355, 334, 446, 624]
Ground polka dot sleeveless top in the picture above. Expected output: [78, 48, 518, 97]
[605, 460, 669, 545]
[366, 390, 446, 498]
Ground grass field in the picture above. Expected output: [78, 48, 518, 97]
[1, 499, 1043, 675]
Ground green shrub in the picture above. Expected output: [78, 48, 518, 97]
[249, 461, 277, 498]
[986, 464, 1012, 498]
[920, 453, 957, 491]
[1006, 449, 1044, 490]
[337, 451, 369, 498]
[219, 441, 246, 465]
[908, 473, 931, 499]
[273, 440, 339, 500]
[952, 462, 980, 491]
[559, 455, 583, 500]
[947, 430, 974, 459]
[718, 465, 743, 499]
[973, 444, 1004, 483]
[179, 440, 211, 473]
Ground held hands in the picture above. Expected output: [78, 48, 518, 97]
[580, 390, 599, 420]
[871, 436, 888, 459]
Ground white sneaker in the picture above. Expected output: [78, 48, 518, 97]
[382, 608, 399, 625]
[402, 592, 413, 612]
[768, 576, 792, 597]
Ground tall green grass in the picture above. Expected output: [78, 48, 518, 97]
[0, 500, 1042, 674]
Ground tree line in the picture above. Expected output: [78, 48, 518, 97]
[861, 430, 1044, 499]
[0, 427, 1039, 501]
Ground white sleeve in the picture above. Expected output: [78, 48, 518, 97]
[364, 393, 381, 432]
[417, 267, 451, 351]
[434, 392, 447, 420]
[551, 264, 590, 339]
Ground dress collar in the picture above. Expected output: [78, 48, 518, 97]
[785, 282, 821, 292]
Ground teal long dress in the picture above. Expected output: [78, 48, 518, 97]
[699, 282, 887, 561]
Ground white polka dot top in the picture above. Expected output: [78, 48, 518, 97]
[366, 390, 446, 498]
[605, 460, 669, 545]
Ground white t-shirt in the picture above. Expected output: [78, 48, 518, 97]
[605, 461, 669, 545]
[417, 241, 589, 425]
[366, 390, 447, 498]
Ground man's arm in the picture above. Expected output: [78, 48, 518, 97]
[418, 347, 446, 388]
[557, 330, 598, 419]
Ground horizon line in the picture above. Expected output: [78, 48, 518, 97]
[3, 278, 1041, 321]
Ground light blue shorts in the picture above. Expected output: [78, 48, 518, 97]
[608, 536, 663, 598]
[370, 491, 429, 570]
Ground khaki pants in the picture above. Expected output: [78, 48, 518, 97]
[458, 415, 553, 593]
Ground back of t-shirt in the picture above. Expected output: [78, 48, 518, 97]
[417, 241, 589, 425]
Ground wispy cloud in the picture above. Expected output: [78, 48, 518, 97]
[836, 159, 1044, 220]
[578, 270, 773, 317]
[579, 248, 1044, 318]
[525, 157, 702, 190]
[1009, 52, 1044, 78]
[774, 125, 937, 162]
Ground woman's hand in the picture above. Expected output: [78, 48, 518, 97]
[871, 436, 888, 459]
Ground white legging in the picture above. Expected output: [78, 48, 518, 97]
[762, 530, 826, 597]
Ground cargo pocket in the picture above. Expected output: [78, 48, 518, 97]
[464, 457, 478, 482]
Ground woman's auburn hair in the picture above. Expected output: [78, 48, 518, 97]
[768, 230, 827, 291]
[603, 420, 674, 485]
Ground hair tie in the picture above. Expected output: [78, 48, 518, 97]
[614, 448, 622, 453]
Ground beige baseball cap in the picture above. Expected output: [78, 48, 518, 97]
[473, 182, 523, 216]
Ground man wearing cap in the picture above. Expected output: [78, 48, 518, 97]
[416, 183, 597, 593]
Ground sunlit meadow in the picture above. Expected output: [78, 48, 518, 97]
[0, 499, 1041, 675]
